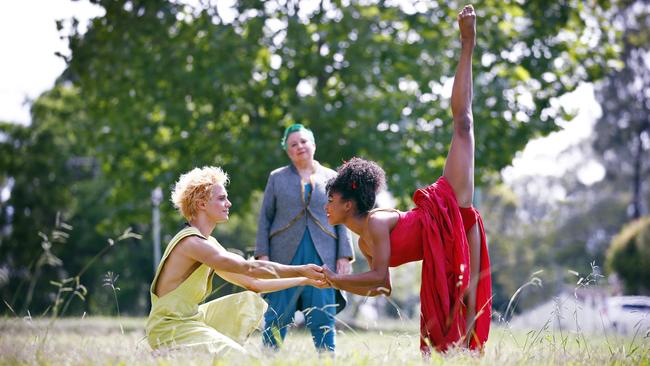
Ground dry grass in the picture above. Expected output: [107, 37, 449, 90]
[0, 316, 647, 365]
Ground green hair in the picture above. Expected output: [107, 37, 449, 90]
[281, 123, 315, 150]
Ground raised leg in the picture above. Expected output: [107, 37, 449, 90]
[443, 5, 477, 208]
[442, 4, 481, 345]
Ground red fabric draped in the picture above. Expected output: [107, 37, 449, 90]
[405, 177, 491, 353]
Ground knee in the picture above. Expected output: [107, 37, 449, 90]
[457, 188, 474, 208]
[240, 290, 265, 305]
[453, 115, 473, 134]
[236, 291, 268, 317]
[458, 197, 473, 208]
[239, 290, 258, 300]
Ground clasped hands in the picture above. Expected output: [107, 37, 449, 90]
[301, 261, 349, 289]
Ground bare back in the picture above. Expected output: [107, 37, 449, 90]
[154, 236, 204, 297]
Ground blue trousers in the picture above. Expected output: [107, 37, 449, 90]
[262, 229, 336, 351]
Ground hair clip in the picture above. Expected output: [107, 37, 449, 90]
[351, 181, 357, 190]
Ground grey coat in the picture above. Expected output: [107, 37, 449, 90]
[255, 162, 354, 270]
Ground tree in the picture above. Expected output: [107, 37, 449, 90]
[0, 86, 151, 316]
[606, 216, 650, 294]
[593, 0, 650, 219]
[484, 0, 650, 309]
[481, 152, 630, 314]
[0, 86, 97, 314]
[62, 0, 621, 227]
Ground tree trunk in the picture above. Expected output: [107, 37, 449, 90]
[632, 132, 641, 219]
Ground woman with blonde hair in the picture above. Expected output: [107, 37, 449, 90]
[146, 166, 325, 357]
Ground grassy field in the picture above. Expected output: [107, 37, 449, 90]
[0, 316, 647, 365]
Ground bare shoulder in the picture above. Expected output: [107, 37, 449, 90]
[367, 210, 400, 232]
[179, 234, 206, 246]
[176, 235, 212, 254]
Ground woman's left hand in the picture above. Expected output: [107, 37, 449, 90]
[336, 258, 352, 275]
[304, 277, 330, 289]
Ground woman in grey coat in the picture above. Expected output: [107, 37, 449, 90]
[255, 124, 353, 351]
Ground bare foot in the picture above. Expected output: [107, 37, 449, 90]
[458, 5, 476, 45]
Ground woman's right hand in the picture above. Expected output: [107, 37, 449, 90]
[300, 264, 325, 280]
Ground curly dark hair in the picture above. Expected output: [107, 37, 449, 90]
[326, 157, 386, 215]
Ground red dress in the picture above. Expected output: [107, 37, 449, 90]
[387, 177, 491, 353]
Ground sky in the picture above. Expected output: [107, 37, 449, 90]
[0, 0, 605, 187]
[502, 83, 605, 186]
[0, 1, 105, 124]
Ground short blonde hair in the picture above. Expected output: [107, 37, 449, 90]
[171, 166, 230, 221]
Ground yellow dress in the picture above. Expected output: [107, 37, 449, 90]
[145, 226, 268, 356]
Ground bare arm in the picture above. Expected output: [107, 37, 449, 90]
[324, 265, 387, 289]
[179, 236, 324, 280]
[323, 217, 391, 292]
[333, 285, 389, 297]
[325, 271, 392, 297]
[217, 270, 325, 294]
[443, 5, 476, 208]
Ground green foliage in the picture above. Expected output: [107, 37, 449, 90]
[481, 0, 649, 312]
[0, 86, 148, 316]
[592, 1, 649, 219]
[63, 0, 621, 213]
[606, 216, 650, 294]
[480, 169, 630, 313]
[479, 178, 552, 313]
[0, 86, 96, 314]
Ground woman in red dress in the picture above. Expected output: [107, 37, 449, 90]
[323, 5, 491, 354]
